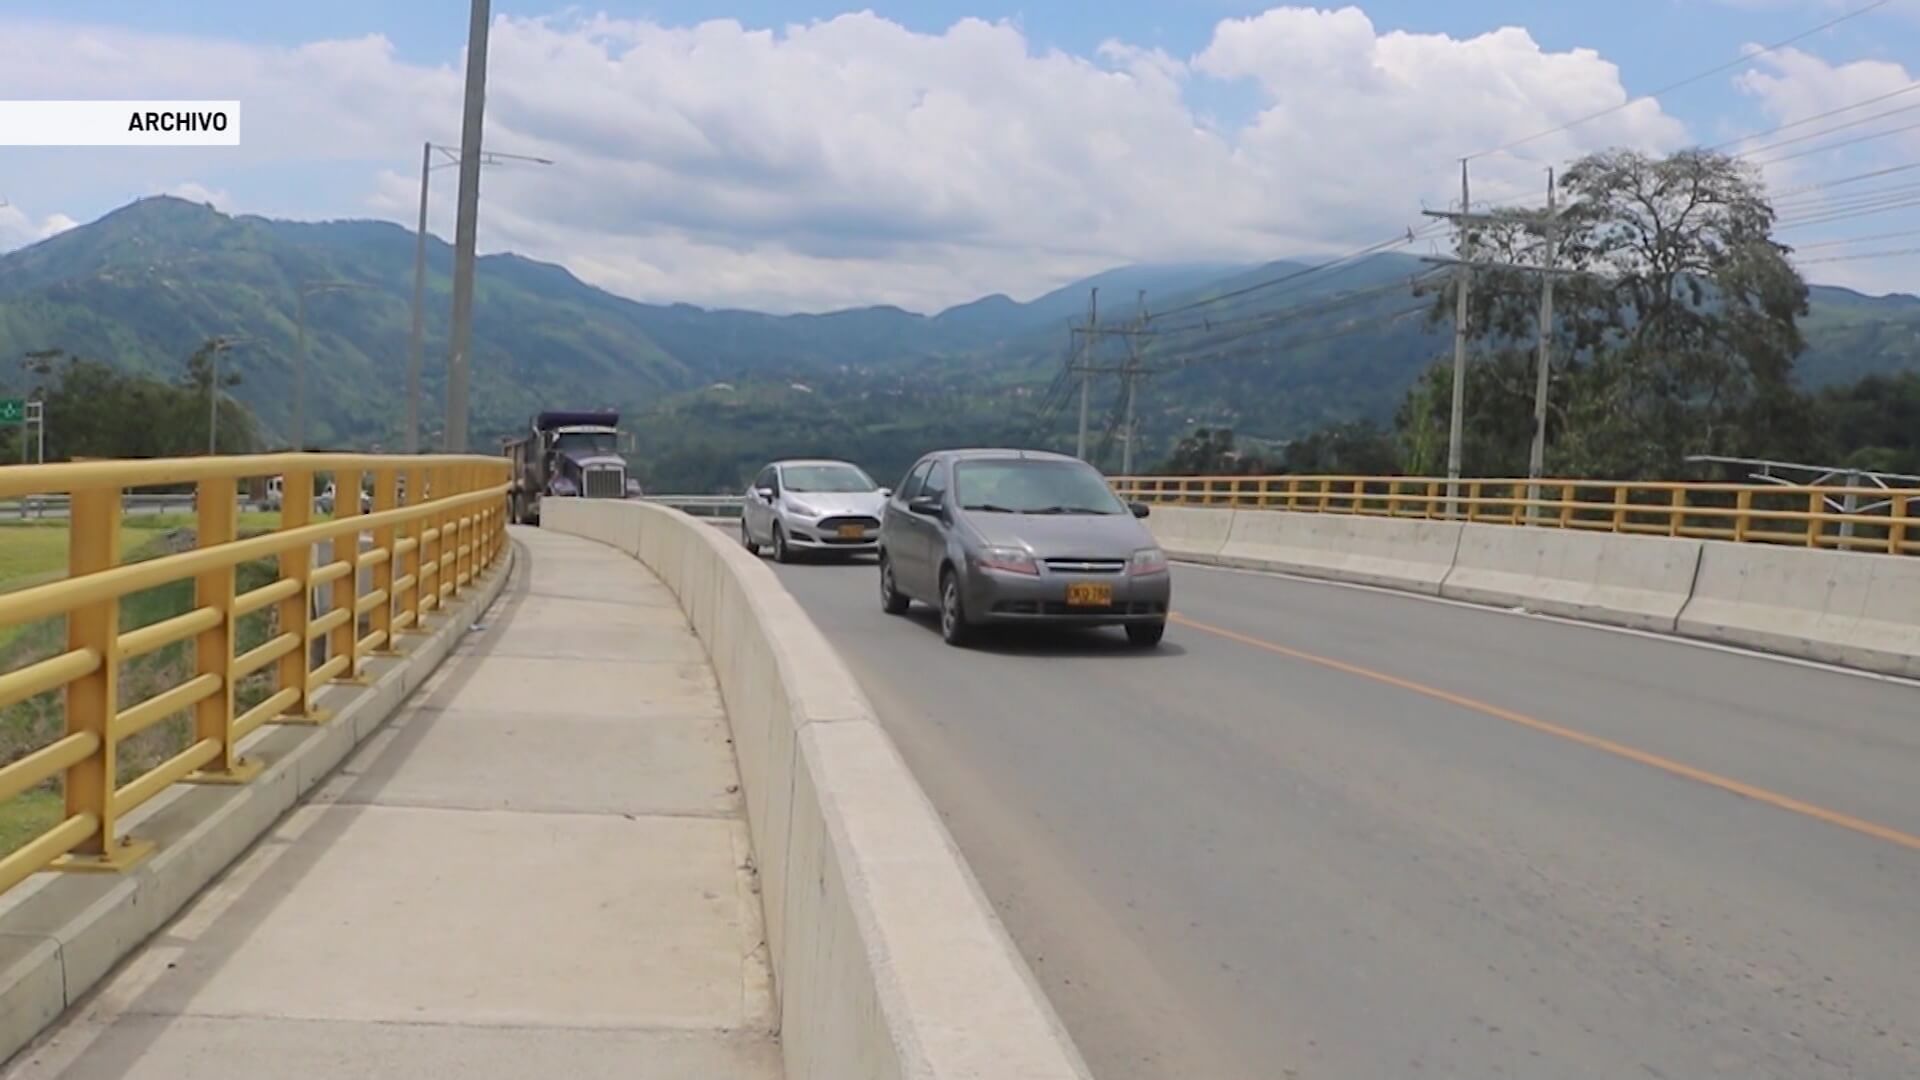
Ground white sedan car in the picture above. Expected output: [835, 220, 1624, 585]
[740, 459, 890, 562]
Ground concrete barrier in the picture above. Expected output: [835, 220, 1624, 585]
[1677, 542, 1920, 678]
[544, 499, 1092, 1080]
[1211, 510, 1464, 596]
[0, 547, 513, 1065]
[1442, 524, 1703, 632]
[1143, 504, 1235, 559]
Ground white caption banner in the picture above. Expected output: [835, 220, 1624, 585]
[0, 101, 241, 146]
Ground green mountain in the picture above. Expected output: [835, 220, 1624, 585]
[1, 195, 1916, 490]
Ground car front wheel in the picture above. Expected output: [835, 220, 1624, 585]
[772, 524, 794, 564]
[879, 554, 910, 614]
[939, 569, 974, 647]
[740, 518, 760, 556]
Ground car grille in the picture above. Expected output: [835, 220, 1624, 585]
[819, 516, 880, 531]
[991, 600, 1166, 616]
[582, 467, 625, 499]
[1042, 558, 1126, 575]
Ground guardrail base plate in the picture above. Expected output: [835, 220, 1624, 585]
[185, 757, 265, 786]
[53, 839, 156, 874]
[269, 709, 333, 727]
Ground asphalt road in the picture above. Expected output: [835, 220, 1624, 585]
[771, 553, 1920, 1080]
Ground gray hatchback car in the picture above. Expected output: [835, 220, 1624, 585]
[877, 449, 1171, 647]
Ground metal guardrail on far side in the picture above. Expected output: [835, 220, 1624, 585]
[1109, 474, 1920, 557]
[642, 494, 744, 518]
[0, 452, 511, 899]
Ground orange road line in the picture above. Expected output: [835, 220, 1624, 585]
[1170, 612, 1920, 854]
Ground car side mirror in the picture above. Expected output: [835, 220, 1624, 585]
[908, 495, 942, 516]
[1130, 501, 1150, 519]
[756, 487, 775, 500]
[878, 487, 892, 498]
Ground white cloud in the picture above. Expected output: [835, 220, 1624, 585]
[0, 8, 1694, 312]
[162, 182, 234, 211]
[0, 203, 77, 250]
[1736, 47, 1920, 295]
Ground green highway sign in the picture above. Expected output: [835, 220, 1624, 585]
[0, 399, 23, 426]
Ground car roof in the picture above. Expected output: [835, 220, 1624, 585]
[929, 448, 1085, 464]
[770, 458, 866, 470]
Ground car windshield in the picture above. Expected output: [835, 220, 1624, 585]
[782, 464, 877, 493]
[553, 430, 618, 455]
[955, 459, 1125, 514]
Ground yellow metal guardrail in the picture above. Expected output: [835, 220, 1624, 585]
[1110, 474, 1920, 557]
[0, 453, 509, 896]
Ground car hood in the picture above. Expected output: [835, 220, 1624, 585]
[961, 511, 1152, 559]
[784, 491, 887, 517]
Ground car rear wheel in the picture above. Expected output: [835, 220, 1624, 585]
[772, 524, 795, 564]
[939, 569, 973, 647]
[1126, 620, 1167, 649]
[740, 518, 760, 556]
[879, 553, 910, 615]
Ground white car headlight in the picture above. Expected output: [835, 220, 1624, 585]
[1128, 547, 1168, 576]
[978, 545, 1040, 576]
[785, 500, 819, 518]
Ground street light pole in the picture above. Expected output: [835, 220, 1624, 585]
[445, 0, 494, 454]
[408, 141, 552, 455]
[407, 140, 432, 455]
[295, 290, 309, 452]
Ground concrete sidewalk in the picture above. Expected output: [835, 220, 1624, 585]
[4, 528, 780, 1079]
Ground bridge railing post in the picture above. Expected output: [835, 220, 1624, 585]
[55, 487, 144, 869]
[370, 467, 398, 655]
[329, 466, 364, 684]
[275, 469, 323, 722]
[188, 474, 257, 782]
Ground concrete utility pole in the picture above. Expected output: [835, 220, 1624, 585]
[1423, 164, 1574, 522]
[1119, 290, 1146, 477]
[1528, 168, 1558, 519]
[1448, 160, 1471, 517]
[1076, 288, 1098, 460]
[444, 0, 493, 454]
[408, 140, 433, 456]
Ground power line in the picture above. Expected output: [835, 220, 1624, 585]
[1712, 80, 1920, 151]
[1148, 270, 1447, 340]
[1144, 230, 1427, 322]
[1768, 159, 1920, 198]
[1794, 244, 1920, 264]
[1731, 100, 1920, 159]
[1469, 0, 1895, 161]
[1791, 227, 1920, 249]
[1753, 116, 1920, 166]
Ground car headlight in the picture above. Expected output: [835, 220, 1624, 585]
[550, 475, 578, 496]
[978, 545, 1039, 576]
[1128, 547, 1168, 576]
[784, 500, 819, 518]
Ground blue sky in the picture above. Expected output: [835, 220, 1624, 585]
[1, 2, 1916, 310]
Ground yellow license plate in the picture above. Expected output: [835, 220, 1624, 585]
[837, 524, 867, 539]
[1065, 583, 1113, 607]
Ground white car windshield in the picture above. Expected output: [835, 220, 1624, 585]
[956, 459, 1125, 515]
[782, 464, 877, 493]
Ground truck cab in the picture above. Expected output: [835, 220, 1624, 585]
[506, 409, 638, 525]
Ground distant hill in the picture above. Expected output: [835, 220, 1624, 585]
[1, 195, 1915, 488]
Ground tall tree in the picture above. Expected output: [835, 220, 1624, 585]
[1406, 148, 1810, 479]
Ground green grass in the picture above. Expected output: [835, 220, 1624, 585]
[0, 518, 289, 858]
[0, 789, 62, 857]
